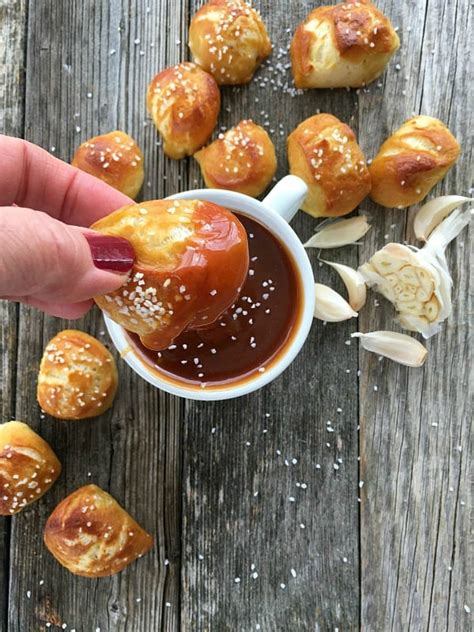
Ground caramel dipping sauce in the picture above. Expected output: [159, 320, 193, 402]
[128, 214, 302, 389]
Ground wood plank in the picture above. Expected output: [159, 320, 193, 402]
[358, 0, 473, 630]
[7, 1, 188, 630]
[0, 1, 27, 631]
[182, 1, 361, 629]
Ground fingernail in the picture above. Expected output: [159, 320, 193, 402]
[85, 234, 135, 273]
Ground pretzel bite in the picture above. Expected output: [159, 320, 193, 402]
[72, 131, 144, 198]
[369, 116, 461, 208]
[194, 120, 277, 197]
[147, 62, 221, 159]
[189, 0, 272, 85]
[91, 200, 249, 351]
[0, 421, 61, 515]
[37, 330, 118, 420]
[291, 0, 400, 88]
[44, 484, 153, 577]
[287, 113, 371, 217]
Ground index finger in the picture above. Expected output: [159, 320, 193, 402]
[0, 135, 133, 226]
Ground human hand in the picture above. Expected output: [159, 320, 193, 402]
[0, 135, 135, 319]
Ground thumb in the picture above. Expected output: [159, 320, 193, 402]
[0, 206, 134, 304]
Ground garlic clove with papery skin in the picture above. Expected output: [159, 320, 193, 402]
[414, 195, 473, 241]
[351, 331, 427, 367]
[304, 215, 371, 249]
[321, 260, 367, 311]
[314, 283, 358, 322]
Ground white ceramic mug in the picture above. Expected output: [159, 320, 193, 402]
[104, 175, 315, 401]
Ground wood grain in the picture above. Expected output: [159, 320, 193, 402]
[6, 1, 187, 630]
[181, 1, 360, 629]
[358, 0, 473, 630]
[0, 2, 27, 631]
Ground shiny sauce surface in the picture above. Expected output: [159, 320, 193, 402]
[129, 214, 301, 387]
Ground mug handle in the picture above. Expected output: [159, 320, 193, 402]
[262, 175, 308, 223]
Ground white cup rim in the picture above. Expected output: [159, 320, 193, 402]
[104, 177, 315, 401]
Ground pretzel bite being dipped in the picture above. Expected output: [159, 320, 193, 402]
[189, 0, 272, 85]
[37, 330, 118, 420]
[0, 421, 61, 515]
[194, 120, 277, 197]
[91, 200, 249, 351]
[287, 113, 371, 217]
[44, 484, 153, 577]
[369, 116, 461, 208]
[147, 62, 220, 159]
[72, 131, 144, 198]
[291, 0, 400, 89]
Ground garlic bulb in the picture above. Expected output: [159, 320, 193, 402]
[322, 260, 367, 310]
[304, 215, 371, 249]
[359, 209, 472, 338]
[352, 331, 427, 367]
[314, 283, 358, 322]
[414, 195, 473, 241]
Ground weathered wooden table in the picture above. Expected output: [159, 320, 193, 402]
[0, 1, 472, 630]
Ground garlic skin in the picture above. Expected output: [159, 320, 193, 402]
[359, 209, 472, 338]
[322, 260, 367, 310]
[351, 331, 427, 367]
[414, 195, 473, 241]
[314, 283, 358, 322]
[304, 215, 371, 249]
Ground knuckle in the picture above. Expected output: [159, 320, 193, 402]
[33, 220, 88, 296]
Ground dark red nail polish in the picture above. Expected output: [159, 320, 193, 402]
[85, 234, 135, 273]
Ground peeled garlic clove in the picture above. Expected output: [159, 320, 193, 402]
[321, 260, 367, 310]
[385, 273, 399, 287]
[414, 195, 473, 241]
[400, 301, 423, 315]
[398, 266, 420, 285]
[423, 297, 440, 322]
[304, 215, 371, 249]
[416, 267, 434, 293]
[398, 289, 417, 302]
[416, 287, 431, 301]
[314, 283, 358, 322]
[352, 331, 427, 367]
[369, 246, 408, 274]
